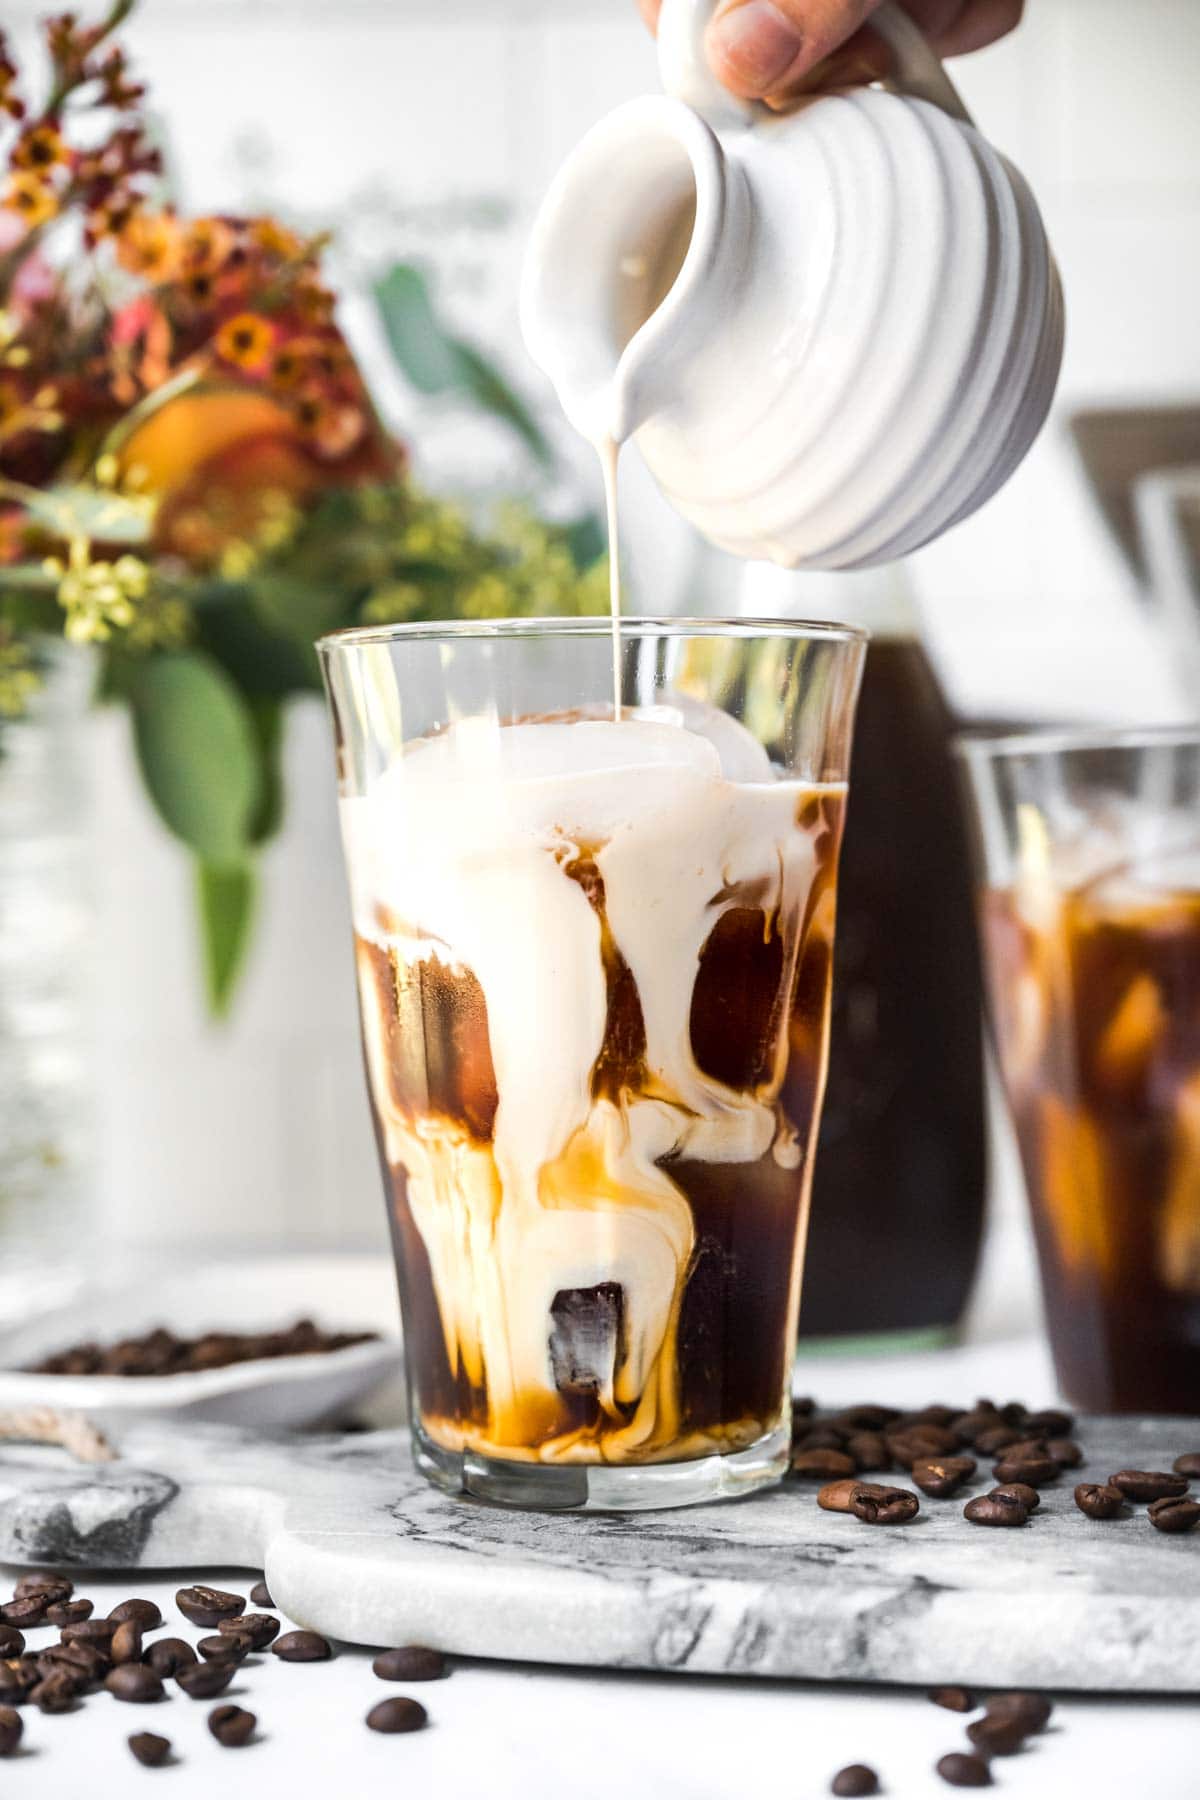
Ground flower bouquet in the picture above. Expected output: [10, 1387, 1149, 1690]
[0, 0, 605, 1013]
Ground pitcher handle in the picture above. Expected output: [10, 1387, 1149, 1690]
[658, 0, 975, 128]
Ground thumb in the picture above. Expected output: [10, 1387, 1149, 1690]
[705, 0, 878, 99]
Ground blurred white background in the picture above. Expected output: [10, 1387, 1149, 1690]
[6, 0, 1199, 1263]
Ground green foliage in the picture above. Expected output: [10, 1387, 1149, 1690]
[128, 651, 262, 862]
[196, 858, 257, 1020]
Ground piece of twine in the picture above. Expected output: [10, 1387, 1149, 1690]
[0, 1407, 114, 1463]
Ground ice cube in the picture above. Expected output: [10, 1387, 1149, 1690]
[548, 1282, 625, 1400]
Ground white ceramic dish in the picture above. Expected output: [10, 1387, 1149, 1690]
[0, 1254, 403, 1431]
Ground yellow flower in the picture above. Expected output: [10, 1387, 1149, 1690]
[117, 210, 182, 281]
[249, 218, 302, 263]
[0, 637, 40, 719]
[182, 217, 235, 273]
[3, 171, 58, 229]
[214, 312, 275, 374]
[11, 123, 68, 173]
[45, 539, 151, 644]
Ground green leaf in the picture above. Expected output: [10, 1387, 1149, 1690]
[373, 263, 553, 469]
[16, 484, 154, 545]
[195, 857, 257, 1019]
[129, 651, 262, 862]
[247, 697, 285, 845]
[565, 510, 607, 570]
[193, 592, 322, 700]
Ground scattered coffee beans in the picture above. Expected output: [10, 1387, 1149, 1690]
[373, 1646, 446, 1682]
[1172, 1451, 1200, 1479]
[176, 1661, 234, 1699]
[146, 1638, 197, 1678]
[197, 1634, 247, 1665]
[176, 1585, 245, 1627]
[1074, 1482, 1125, 1520]
[366, 1696, 428, 1734]
[792, 1448, 857, 1481]
[111, 1621, 144, 1666]
[272, 1630, 332, 1663]
[209, 1703, 256, 1747]
[0, 1656, 41, 1700]
[15, 1574, 72, 1603]
[45, 1600, 92, 1627]
[219, 1613, 279, 1650]
[0, 1595, 47, 1628]
[985, 1692, 1053, 1733]
[847, 1433, 891, 1472]
[929, 1687, 974, 1713]
[974, 1425, 1023, 1457]
[249, 1580, 274, 1609]
[964, 1493, 1027, 1527]
[109, 1598, 162, 1630]
[32, 1671, 78, 1713]
[989, 1482, 1040, 1513]
[888, 1426, 959, 1468]
[62, 1618, 117, 1645]
[936, 1751, 992, 1787]
[992, 1453, 1060, 1487]
[851, 1485, 920, 1525]
[1109, 1469, 1188, 1503]
[1045, 1438, 1082, 1468]
[818, 1479, 875, 1513]
[831, 1765, 879, 1796]
[0, 1705, 22, 1755]
[1148, 1496, 1200, 1534]
[967, 1715, 1027, 1756]
[40, 1641, 108, 1687]
[1023, 1409, 1073, 1436]
[0, 1627, 24, 1658]
[912, 1456, 977, 1498]
[129, 1731, 171, 1767]
[105, 1664, 164, 1704]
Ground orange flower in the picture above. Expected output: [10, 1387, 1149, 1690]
[249, 218, 301, 263]
[215, 312, 275, 374]
[182, 269, 216, 307]
[117, 210, 182, 281]
[181, 216, 235, 274]
[11, 121, 67, 173]
[294, 387, 366, 460]
[3, 171, 58, 228]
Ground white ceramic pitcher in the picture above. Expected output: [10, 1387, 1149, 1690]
[521, 0, 1064, 570]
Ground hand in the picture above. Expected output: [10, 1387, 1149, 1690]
[637, 1, 1023, 105]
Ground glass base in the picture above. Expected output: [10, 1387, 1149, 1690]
[411, 1419, 792, 1512]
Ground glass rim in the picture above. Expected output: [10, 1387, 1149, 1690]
[955, 723, 1200, 763]
[316, 613, 870, 653]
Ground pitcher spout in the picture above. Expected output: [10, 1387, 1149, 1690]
[520, 95, 742, 446]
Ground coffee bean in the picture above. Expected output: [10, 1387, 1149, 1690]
[0, 1705, 22, 1755]
[45, 1599, 92, 1626]
[249, 1580, 275, 1609]
[818, 1479, 876, 1513]
[792, 1448, 857, 1481]
[1023, 1409, 1073, 1436]
[15, 1574, 72, 1604]
[146, 1638, 197, 1678]
[993, 1454, 1060, 1487]
[219, 1613, 279, 1650]
[903, 1405, 959, 1428]
[967, 1715, 1028, 1756]
[936, 1752, 992, 1787]
[366, 1696, 428, 1734]
[105, 1664, 164, 1703]
[851, 1485, 920, 1525]
[997, 1437, 1051, 1461]
[949, 1410, 1000, 1446]
[831, 1765, 878, 1796]
[1109, 1469, 1189, 1503]
[888, 1426, 960, 1467]
[62, 1618, 117, 1645]
[929, 1686, 974, 1712]
[1148, 1496, 1200, 1534]
[1044, 1438, 1082, 1468]
[209, 1703, 256, 1746]
[912, 1456, 977, 1498]
[32, 1670, 79, 1713]
[175, 1585, 245, 1626]
[272, 1629, 332, 1663]
[0, 1656, 41, 1701]
[847, 1432, 891, 1472]
[109, 1598, 162, 1630]
[373, 1646, 446, 1682]
[990, 1482, 1040, 1512]
[176, 1661, 234, 1699]
[129, 1731, 171, 1766]
[111, 1621, 144, 1665]
[797, 1426, 853, 1452]
[834, 1404, 899, 1431]
[964, 1493, 1028, 1527]
[1172, 1451, 1200, 1479]
[0, 1627, 23, 1658]
[41, 1640, 109, 1686]
[974, 1426, 1024, 1456]
[198, 1634, 247, 1664]
[0, 1595, 47, 1628]
[1074, 1482, 1125, 1520]
[985, 1692, 1052, 1732]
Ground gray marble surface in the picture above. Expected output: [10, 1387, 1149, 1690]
[0, 1416, 1196, 1691]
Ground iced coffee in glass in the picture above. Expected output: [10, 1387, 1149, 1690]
[962, 729, 1200, 1413]
[320, 618, 864, 1508]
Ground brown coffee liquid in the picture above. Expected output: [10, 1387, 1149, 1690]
[795, 638, 987, 1340]
[986, 878, 1200, 1412]
[356, 789, 845, 1462]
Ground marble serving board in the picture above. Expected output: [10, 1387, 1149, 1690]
[0, 1417, 1196, 1692]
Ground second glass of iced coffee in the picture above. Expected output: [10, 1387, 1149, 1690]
[320, 618, 864, 1509]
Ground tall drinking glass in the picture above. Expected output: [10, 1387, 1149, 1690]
[960, 728, 1200, 1413]
[319, 617, 864, 1509]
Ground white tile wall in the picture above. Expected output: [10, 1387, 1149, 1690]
[10, 0, 1200, 1249]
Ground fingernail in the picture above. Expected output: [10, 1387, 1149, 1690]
[708, 2, 805, 93]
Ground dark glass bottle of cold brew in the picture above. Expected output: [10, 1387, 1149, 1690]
[746, 566, 987, 1346]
